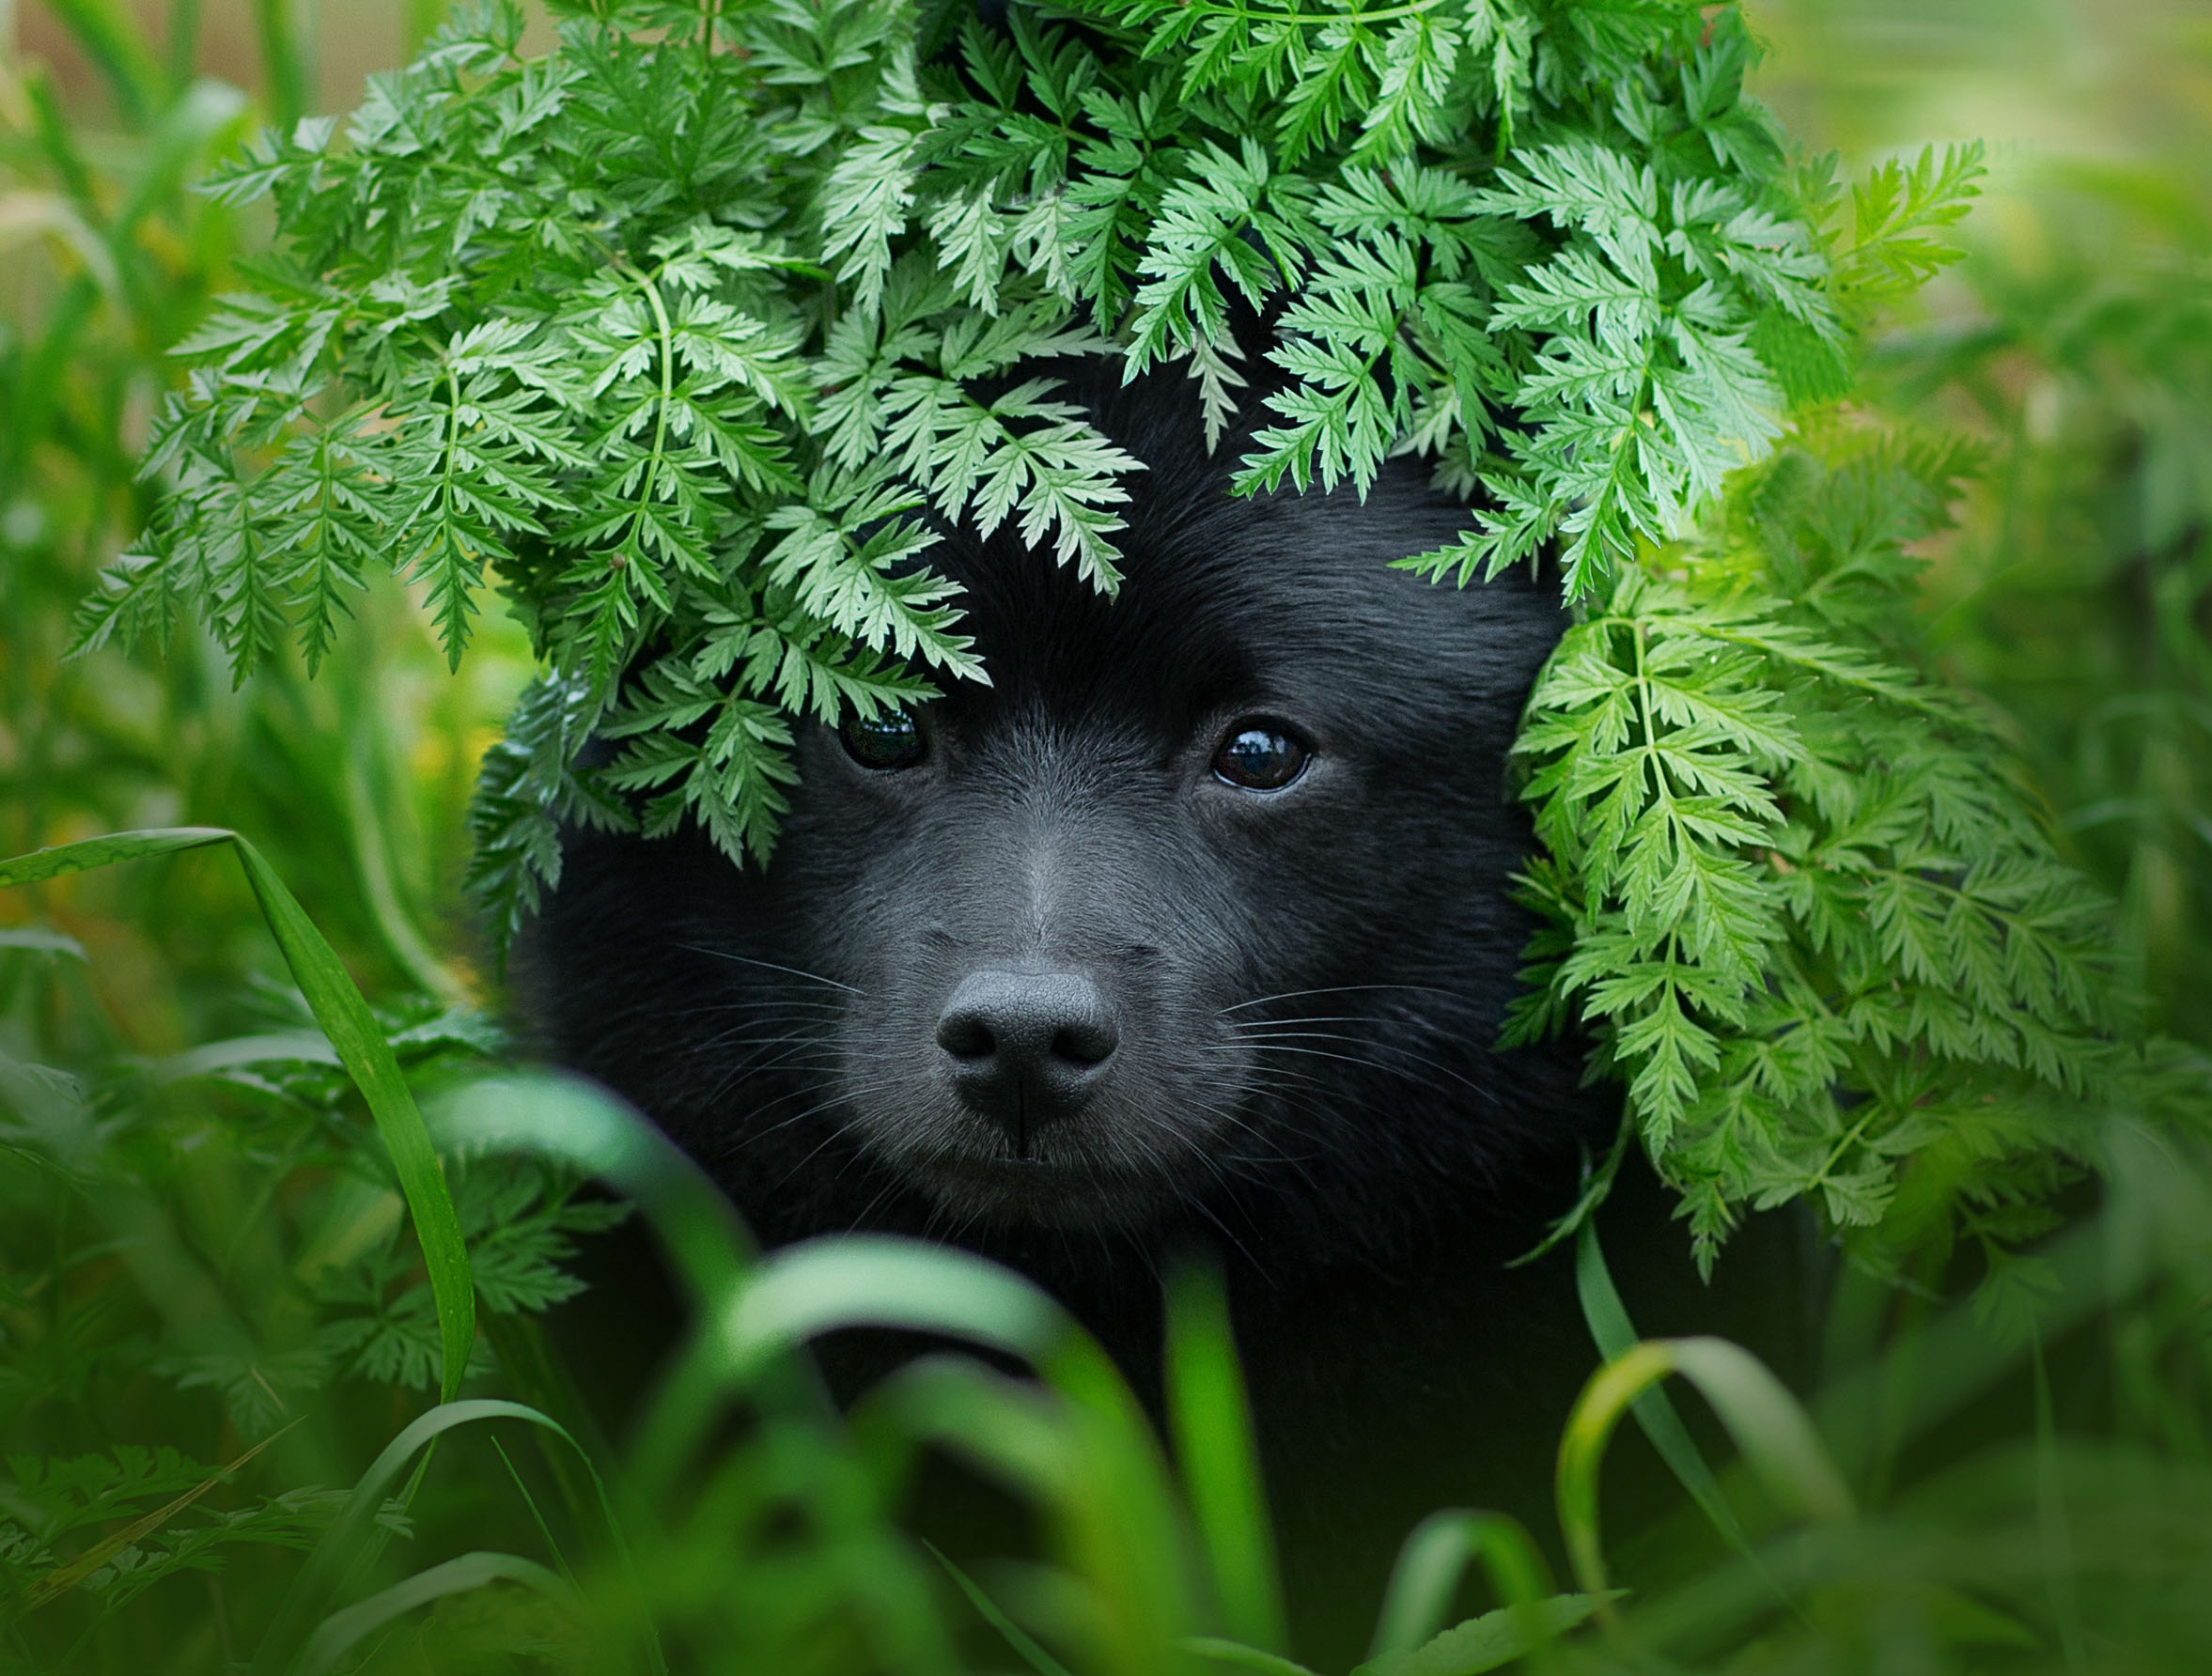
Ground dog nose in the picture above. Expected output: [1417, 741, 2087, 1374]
[936, 970, 1119, 1139]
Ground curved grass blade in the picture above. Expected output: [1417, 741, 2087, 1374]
[433, 1072, 752, 1315]
[1357, 1596, 1603, 1676]
[431, 1072, 772, 1502]
[438, 1074, 936, 1673]
[866, 1356, 1196, 1675]
[1181, 1637, 1321, 1675]
[0, 829, 475, 1404]
[439, 1070, 958, 1676]
[294, 1551, 579, 1676]
[720, 1236, 1069, 1374]
[1556, 1337, 1854, 1623]
[247, 1399, 601, 1676]
[0, 927, 86, 958]
[724, 1236, 1206, 1674]
[1357, 1508, 1592, 1675]
[1363, 1509, 1555, 1660]
[1164, 1261, 1285, 1652]
[1574, 1221, 1747, 1551]
[855, 1355, 1076, 1506]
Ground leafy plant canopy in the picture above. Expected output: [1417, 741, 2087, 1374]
[72, 0, 2120, 1269]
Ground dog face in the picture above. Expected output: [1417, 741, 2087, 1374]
[532, 363, 1586, 1251]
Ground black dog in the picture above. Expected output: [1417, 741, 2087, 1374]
[529, 355, 1809, 1659]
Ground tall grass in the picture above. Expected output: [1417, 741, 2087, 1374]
[6, 838, 2208, 1671]
[4, 1, 2212, 1671]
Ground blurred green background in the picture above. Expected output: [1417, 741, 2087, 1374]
[3, 1, 2209, 1671]
[1753, 0, 2212, 1039]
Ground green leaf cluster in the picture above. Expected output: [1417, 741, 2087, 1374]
[84, 0, 1878, 952]
[0, 1447, 359, 1625]
[0, 969, 600, 1441]
[73, 0, 2126, 1274]
[1506, 424, 2127, 1272]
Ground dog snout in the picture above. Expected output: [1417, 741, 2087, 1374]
[936, 970, 1119, 1141]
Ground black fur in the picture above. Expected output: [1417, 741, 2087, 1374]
[535, 357, 1591, 1249]
[528, 357, 1810, 1661]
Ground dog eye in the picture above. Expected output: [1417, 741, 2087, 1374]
[839, 708, 925, 771]
[1212, 722, 1311, 791]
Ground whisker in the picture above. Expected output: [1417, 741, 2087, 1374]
[1226, 1013, 1436, 1031]
[660, 996, 849, 1021]
[1229, 1040, 1499, 1106]
[674, 945, 871, 997]
[689, 1027, 834, 1059]
[1217, 983, 1468, 1016]
[699, 1038, 842, 1104]
[708, 1074, 880, 1141]
[739, 1078, 911, 1164]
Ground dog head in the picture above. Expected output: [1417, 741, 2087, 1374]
[531, 361, 1590, 1252]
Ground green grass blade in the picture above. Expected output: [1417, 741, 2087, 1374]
[1164, 1261, 1285, 1652]
[248, 1399, 573, 1676]
[345, 728, 472, 1008]
[1556, 1337, 1854, 1622]
[1575, 1221, 1747, 1551]
[1359, 1509, 1577, 1673]
[0, 830, 475, 1407]
[478, 1310, 617, 1544]
[115, 77, 252, 241]
[166, 0, 207, 93]
[0, 269, 103, 483]
[721, 1235, 1072, 1375]
[434, 1074, 857, 1549]
[24, 70, 101, 214]
[490, 1435, 576, 1588]
[39, 0, 166, 124]
[928, 1544, 1078, 1676]
[248, 0, 310, 132]
[0, 927, 86, 958]
[856, 1357, 1073, 1510]
[1180, 1637, 1321, 1675]
[0, 828, 234, 882]
[1357, 1595, 1603, 1676]
[294, 1551, 578, 1676]
[1667, 1342, 1851, 1527]
[2031, 1330, 2088, 1668]
[228, 838, 475, 1391]
[433, 1073, 769, 1503]
[727, 1237, 1205, 1673]
[1365, 1509, 1554, 1659]
[432, 1072, 754, 1313]
[867, 1357, 1203, 1676]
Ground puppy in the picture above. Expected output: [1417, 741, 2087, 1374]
[530, 354, 1808, 1658]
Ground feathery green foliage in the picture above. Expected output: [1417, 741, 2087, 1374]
[85, 0, 1896, 951]
[1507, 424, 2124, 1274]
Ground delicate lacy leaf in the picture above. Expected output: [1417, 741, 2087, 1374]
[1513, 435, 2122, 1273]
